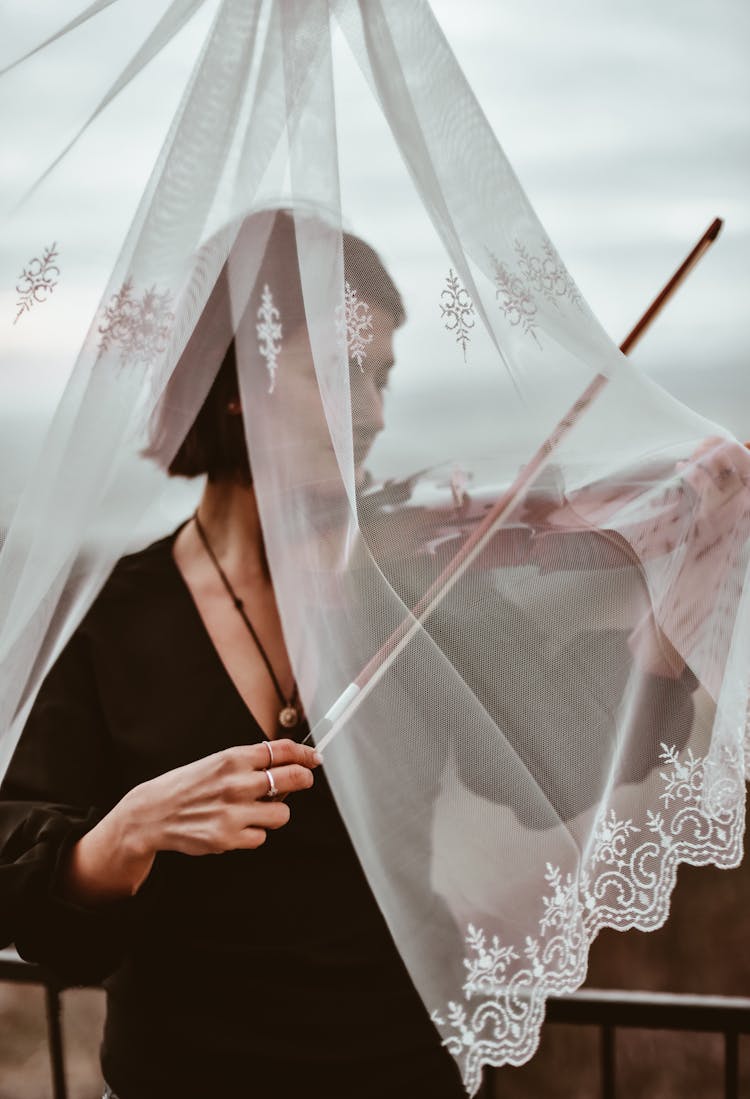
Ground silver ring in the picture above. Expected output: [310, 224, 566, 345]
[264, 740, 274, 766]
[264, 768, 278, 799]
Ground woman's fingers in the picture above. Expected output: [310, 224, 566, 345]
[687, 437, 750, 483]
[223, 739, 322, 773]
[225, 781, 295, 852]
[257, 762, 316, 799]
[679, 438, 750, 519]
[244, 799, 291, 830]
[258, 738, 323, 770]
[232, 828, 268, 851]
[216, 743, 319, 804]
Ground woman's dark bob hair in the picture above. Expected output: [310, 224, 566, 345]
[149, 210, 405, 484]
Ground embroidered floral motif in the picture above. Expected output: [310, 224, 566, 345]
[256, 283, 282, 393]
[514, 239, 582, 310]
[461, 924, 518, 999]
[431, 742, 744, 1095]
[440, 269, 475, 363]
[488, 251, 540, 345]
[336, 280, 373, 369]
[98, 279, 174, 367]
[658, 744, 704, 809]
[13, 243, 60, 324]
[488, 237, 582, 347]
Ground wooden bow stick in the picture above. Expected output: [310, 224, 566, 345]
[619, 217, 722, 354]
[309, 218, 724, 753]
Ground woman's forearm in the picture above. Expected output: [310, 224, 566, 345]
[60, 794, 155, 907]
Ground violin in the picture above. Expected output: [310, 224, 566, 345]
[358, 437, 750, 582]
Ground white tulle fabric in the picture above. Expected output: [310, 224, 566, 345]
[1, 2, 749, 1093]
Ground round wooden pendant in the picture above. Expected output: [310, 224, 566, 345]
[278, 705, 299, 729]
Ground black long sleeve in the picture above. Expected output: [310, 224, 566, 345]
[0, 627, 146, 984]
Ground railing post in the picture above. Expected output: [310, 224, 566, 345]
[45, 983, 68, 1099]
[601, 1023, 615, 1099]
[724, 1030, 738, 1099]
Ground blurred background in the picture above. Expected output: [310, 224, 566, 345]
[1, 0, 748, 1095]
[443, 0, 750, 436]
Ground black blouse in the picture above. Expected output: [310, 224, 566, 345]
[0, 531, 466, 1099]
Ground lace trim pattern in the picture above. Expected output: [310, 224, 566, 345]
[13, 243, 60, 325]
[430, 741, 745, 1095]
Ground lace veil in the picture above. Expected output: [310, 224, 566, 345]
[1, 2, 749, 1091]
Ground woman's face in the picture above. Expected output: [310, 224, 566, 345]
[348, 305, 396, 478]
[260, 304, 396, 493]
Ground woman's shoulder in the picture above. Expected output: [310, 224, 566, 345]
[84, 525, 184, 624]
[110, 526, 181, 581]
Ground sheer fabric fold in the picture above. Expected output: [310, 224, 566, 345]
[1, 1, 748, 1091]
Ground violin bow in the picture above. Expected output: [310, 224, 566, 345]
[308, 217, 724, 753]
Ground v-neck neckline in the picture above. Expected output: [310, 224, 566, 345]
[164, 522, 282, 742]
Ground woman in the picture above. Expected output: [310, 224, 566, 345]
[0, 211, 476, 1098]
[0, 207, 731, 1098]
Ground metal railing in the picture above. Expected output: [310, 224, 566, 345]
[0, 948, 69, 1099]
[545, 987, 750, 1099]
[1, 947, 748, 1099]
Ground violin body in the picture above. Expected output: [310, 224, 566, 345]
[358, 460, 679, 578]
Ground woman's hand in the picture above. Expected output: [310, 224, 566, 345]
[629, 436, 750, 681]
[61, 740, 322, 906]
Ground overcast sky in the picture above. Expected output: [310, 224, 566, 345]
[433, 0, 750, 437]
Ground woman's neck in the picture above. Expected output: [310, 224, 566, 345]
[195, 479, 269, 583]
